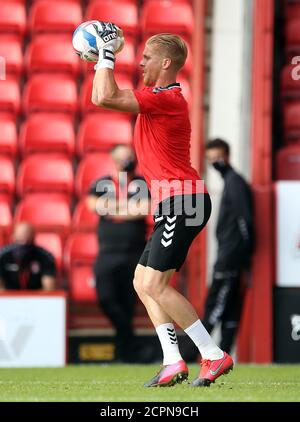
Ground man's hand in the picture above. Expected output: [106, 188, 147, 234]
[94, 21, 124, 54]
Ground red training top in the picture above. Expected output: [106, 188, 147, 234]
[133, 83, 207, 212]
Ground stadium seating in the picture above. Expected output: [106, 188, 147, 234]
[0, 36, 23, 76]
[64, 232, 98, 270]
[69, 266, 97, 302]
[281, 64, 300, 100]
[14, 194, 71, 235]
[72, 198, 98, 232]
[23, 74, 78, 115]
[0, 118, 18, 157]
[0, 156, 15, 201]
[0, 1, 26, 36]
[141, 0, 194, 38]
[85, 0, 139, 40]
[25, 35, 81, 76]
[77, 113, 132, 156]
[35, 232, 63, 275]
[0, 200, 13, 241]
[75, 153, 114, 196]
[17, 154, 74, 198]
[283, 102, 300, 141]
[29, 0, 82, 35]
[276, 144, 300, 180]
[19, 113, 75, 157]
[0, 79, 21, 116]
[79, 73, 134, 114]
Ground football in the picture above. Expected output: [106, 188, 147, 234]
[72, 21, 124, 62]
[72, 21, 102, 62]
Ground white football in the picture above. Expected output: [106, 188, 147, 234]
[72, 21, 101, 62]
[72, 20, 124, 62]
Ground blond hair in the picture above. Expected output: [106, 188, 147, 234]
[146, 33, 188, 72]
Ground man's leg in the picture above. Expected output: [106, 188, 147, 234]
[134, 264, 188, 387]
[139, 266, 233, 387]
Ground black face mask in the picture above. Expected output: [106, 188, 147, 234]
[211, 160, 229, 175]
[121, 159, 136, 172]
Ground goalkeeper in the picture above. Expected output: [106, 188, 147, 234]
[85, 22, 234, 387]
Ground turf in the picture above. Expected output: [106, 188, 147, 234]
[0, 364, 299, 402]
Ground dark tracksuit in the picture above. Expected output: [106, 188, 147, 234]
[89, 176, 148, 362]
[203, 166, 254, 353]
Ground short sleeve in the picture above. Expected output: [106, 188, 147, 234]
[133, 88, 181, 115]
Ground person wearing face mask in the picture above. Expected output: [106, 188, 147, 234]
[203, 138, 255, 354]
[87, 144, 151, 363]
[0, 222, 56, 291]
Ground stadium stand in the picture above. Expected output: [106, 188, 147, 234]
[25, 35, 81, 76]
[0, 200, 13, 242]
[19, 113, 75, 157]
[0, 79, 21, 116]
[77, 113, 133, 156]
[0, 156, 15, 202]
[0, 35, 23, 76]
[14, 195, 71, 236]
[276, 144, 300, 180]
[72, 198, 98, 232]
[0, 1, 26, 36]
[35, 232, 63, 275]
[29, 0, 82, 35]
[17, 154, 74, 198]
[75, 153, 114, 197]
[0, 117, 18, 157]
[22, 73, 78, 115]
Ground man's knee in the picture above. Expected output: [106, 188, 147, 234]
[142, 270, 169, 300]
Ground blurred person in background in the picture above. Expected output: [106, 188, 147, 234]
[203, 138, 255, 354]
[87, 144, 152, 363]
[0, 222, 56, 291]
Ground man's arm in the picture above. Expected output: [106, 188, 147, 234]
[92, 68, 140, 113]
[41, 276, 56, 291]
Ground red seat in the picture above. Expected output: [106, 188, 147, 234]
[0, 79, 21, 116]
[69, 266, 97, 302]
[77, 114, 132, 156]
[35, 232, 63, 274]
[23, 74, 78, 115]
[14, 194, 71, 235]
[25, 35, 81, 76]
[79, 73, 133, 115]
[0, 117, 18, 157]
[276, 144, 300, 180]
[178, 76, 192, 108]
[285, 19, 300, 58]
[29, 0, 82, 35]
[0, 2, 26, 36]
[141, 0, 194, 38]
[85, 0, 138, 40]
[75, 153, 114, 197]
[19, 113, 75, 157]
[286, 4, 300, 21]
[17, 154, 74, 197]
[72, 198, 98, 232]
[281, 64, 300, 100]
[64, 232, 98, 270]
[0, 156, 15, 201]
[0, 36, 23, 76]
[0, 200, 13, 241]
[283, 102, 300, 141]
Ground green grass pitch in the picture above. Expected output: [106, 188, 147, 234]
[0, 364, 299, 402]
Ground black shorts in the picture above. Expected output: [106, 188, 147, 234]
[139, 193, 211, 272]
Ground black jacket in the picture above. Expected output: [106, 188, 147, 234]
[215, 166, 254, 271]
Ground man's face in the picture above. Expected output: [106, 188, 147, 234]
[13, 224, 34, 245]
[140, 43, 164, 86]
[112, 146, 135, 172]
[206, 148, 228, 165]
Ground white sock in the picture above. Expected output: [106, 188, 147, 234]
[184, 319, 224, 360]
[156, 323, 183, 365]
